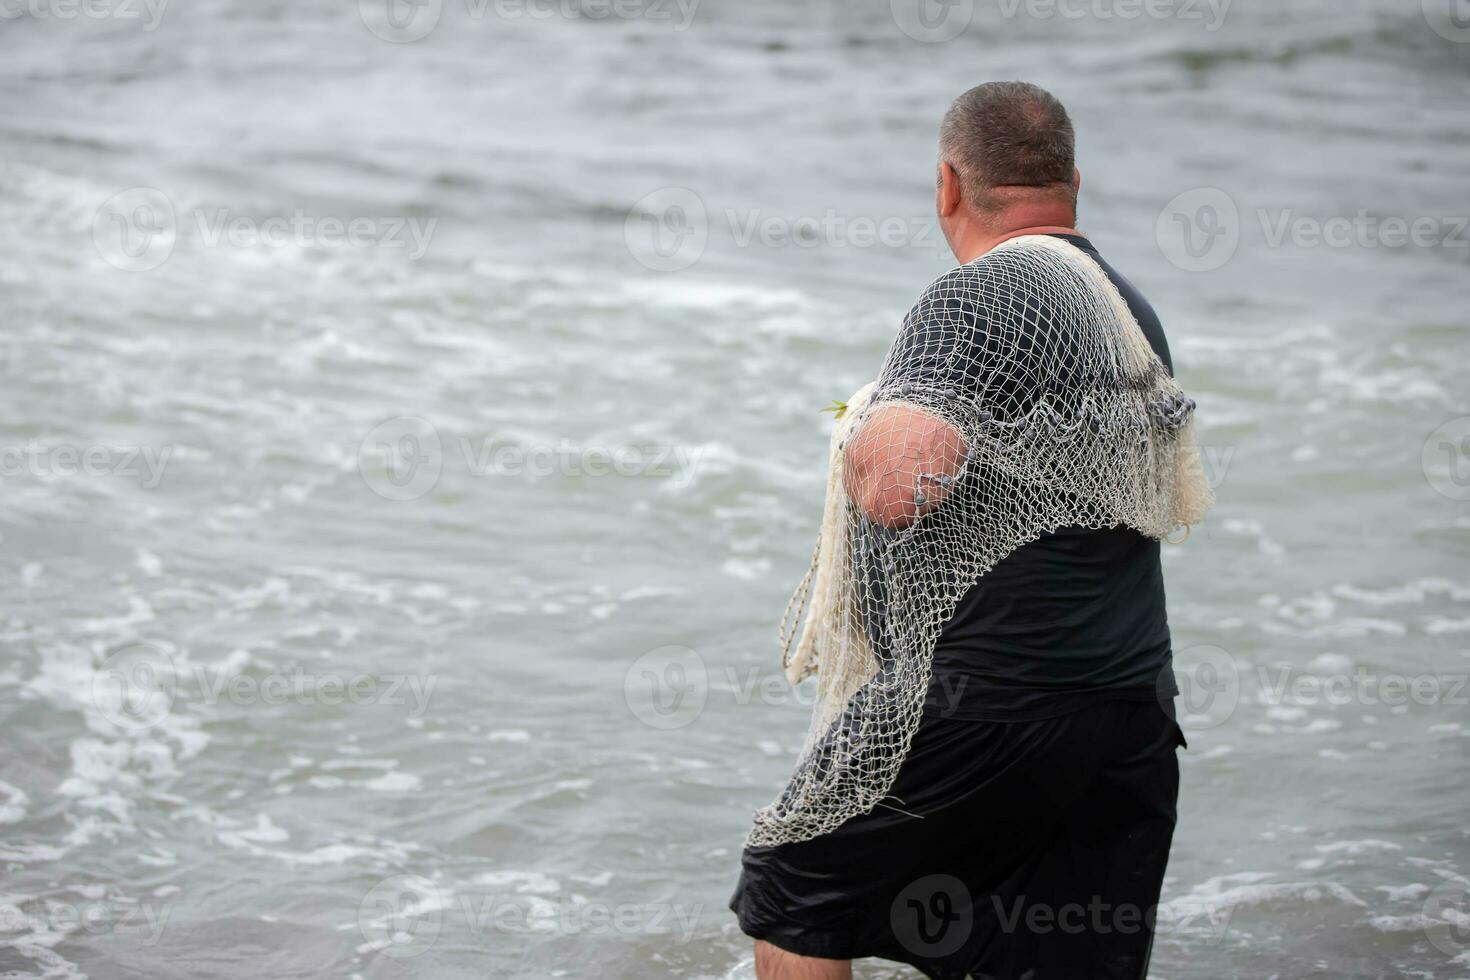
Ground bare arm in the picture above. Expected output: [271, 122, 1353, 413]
[842, 404, 968, 530]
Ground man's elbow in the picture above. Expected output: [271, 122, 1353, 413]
[852, 470, 922, 530]
[842, 406, 967, 529]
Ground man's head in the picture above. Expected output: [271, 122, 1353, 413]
[935, 81, 1081, 261]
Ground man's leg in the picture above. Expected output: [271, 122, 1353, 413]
[992, 701, 1183, 979]
[753, 940, 852, 980]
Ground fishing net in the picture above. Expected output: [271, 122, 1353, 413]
[747, 235, 1213, 848]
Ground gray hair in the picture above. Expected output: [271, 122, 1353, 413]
[938, 81, 1076, 210]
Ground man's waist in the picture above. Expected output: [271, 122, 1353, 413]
[922, 645, 1176, 721]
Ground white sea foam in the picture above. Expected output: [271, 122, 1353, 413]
[0, 780, 29, 825]
[1165, 872, 1368, 927]
[218, 813, 291, 847]
[1315, 840, 1403, 856]
[364, 771, 422, 792]
[722, 557, 773, 581]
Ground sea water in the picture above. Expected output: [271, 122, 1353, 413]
[0, 1, 1467, 976]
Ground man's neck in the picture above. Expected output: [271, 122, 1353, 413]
[960, 225, 1080, 263]
[952, 201, 1080, 264]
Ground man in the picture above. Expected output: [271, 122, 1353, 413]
[730, 82, 1209, 979]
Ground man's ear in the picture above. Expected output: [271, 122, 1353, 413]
[937, 161, 962, 217]
[1072, 167, 1082, 195]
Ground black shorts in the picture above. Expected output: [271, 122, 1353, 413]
[730, 698, 1187, 980]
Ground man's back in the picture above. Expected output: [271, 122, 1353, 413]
[928, 233, 1177, 721]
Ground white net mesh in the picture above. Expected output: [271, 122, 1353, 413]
[747, 235, 1213, 848]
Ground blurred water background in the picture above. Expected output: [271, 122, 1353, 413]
[1, 0, 1468, 976]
